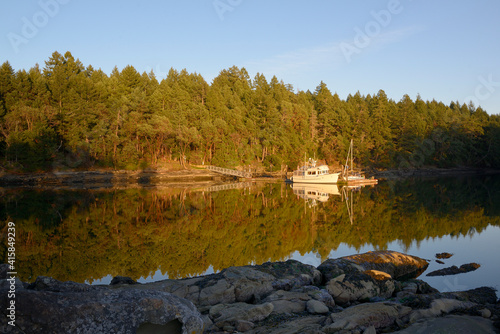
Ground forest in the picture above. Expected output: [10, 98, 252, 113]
[1, 51, 499, 172]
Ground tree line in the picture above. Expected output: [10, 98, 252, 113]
[1, 51, 499, 172]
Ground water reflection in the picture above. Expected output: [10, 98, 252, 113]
[1, 175, 499, 289]
[291, 183, 341, 206]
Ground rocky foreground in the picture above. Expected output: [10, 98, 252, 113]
[1, 251, 499, 333]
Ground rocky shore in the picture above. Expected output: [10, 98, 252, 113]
[1, 251, 498, 333]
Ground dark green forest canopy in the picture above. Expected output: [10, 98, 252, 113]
[1, 51, 499, 172]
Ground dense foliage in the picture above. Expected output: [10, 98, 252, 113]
[1, 176, 499, 283]
[1, 51, 499, 172]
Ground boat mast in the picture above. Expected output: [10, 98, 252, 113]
[350, 139, 354, 177]
[344, 139, 353, 179]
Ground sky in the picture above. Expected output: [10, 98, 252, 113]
[1, 0, 500, 114]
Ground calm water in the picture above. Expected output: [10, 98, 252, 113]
[1, 175, 499, 292]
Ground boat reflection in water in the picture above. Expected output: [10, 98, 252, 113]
[292, 182, 374, 225]
[291, 183, 341, 207]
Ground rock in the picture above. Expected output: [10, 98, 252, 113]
[436, 259, 445, 264]
[340, 250, 429, 279]
[247, 315, 326, 334]
[264, 290, 311, 314]
[306, 299, 329, 314]
[364, 269, 392, 280]
[236, 320, 255, 332]
[446, 287, 498, 305]
[0, 279, 203, 334]
[480, 308, 492, 318]
[317, 251, 427, 305]
[326, 276, 380, 305]
[28, 276, 98, 292]
[436, 252, 454, 259]
[255, 260, 322, 290]
[364, 325, 377, 334]
[0, 264, 9, 279]
[307, 288, 335, 307]
[426, 263, 481, 276]
[407, 298, 477, 323]
[324, 302, 412, 332]
[325, 271, 396, 305]
[135, 260, 321, 308]
[110, 276, 138, 285]
[393, 315, 496, 334]
[209, 302, 273, 328]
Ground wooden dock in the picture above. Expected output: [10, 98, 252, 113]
[206, 165, 252, 178]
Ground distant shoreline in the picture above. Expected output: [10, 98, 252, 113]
[1, 166, 499, 188]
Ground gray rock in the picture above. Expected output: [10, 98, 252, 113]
[306, 299, 329, 314]
[0, 280, 203, 334]
[247, 315, 326, 334]
[364, 325, 377, 334]
[393, 315, 495, 334]
[256, 260, 323, 290]
[407, 298, 477, 323]
[236, 320, 255, 332]
[318, 251, 427, 305]
[308, 288, 335, 307]
[264, 289, 311, 314]
[326, 272, 395, 305]
[132, 260, 320, 308]
[28, 275, 98, 292]
[324, 302, 412, 332]
[480, 308, 492, 318]
[209, 302, 273, 328]
[426, 263, 480, 276]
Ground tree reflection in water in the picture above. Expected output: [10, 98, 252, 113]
[1, 175, 499, 283]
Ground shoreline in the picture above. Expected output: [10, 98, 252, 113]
[1, 250, 498, 333]
[1, 166, 499, 188]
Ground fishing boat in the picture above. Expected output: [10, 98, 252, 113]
[342, 139, 378, 185]
[290, 158, 341, 184]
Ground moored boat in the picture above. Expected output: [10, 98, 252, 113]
[290, 158, 341, 184]
[342, 139, 378, 185]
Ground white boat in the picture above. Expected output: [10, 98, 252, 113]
[291, 158, 340, 184]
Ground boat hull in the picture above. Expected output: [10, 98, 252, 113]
[291, 172, 340, 184]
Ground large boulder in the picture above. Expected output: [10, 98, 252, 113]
[338, 250, 429, 280]
[0, 277, 203, 334]
[318, 251, 429, 305]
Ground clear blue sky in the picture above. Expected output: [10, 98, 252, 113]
[1, 0, 500, 114]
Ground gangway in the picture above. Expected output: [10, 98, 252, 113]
[206, 165, 252, 178]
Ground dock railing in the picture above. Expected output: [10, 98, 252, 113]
[206, 165, 252, 178]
